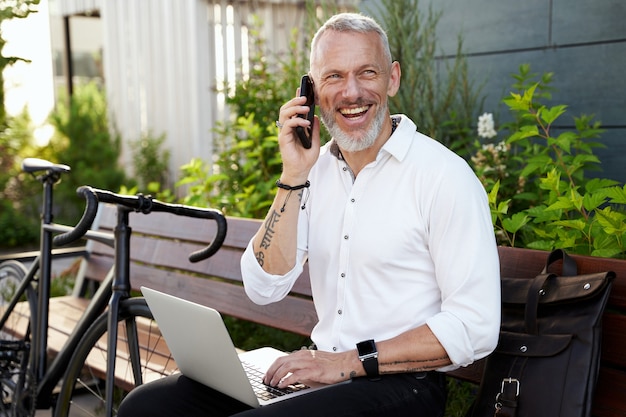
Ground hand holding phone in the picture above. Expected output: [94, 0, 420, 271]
[296, 75, 315, 149]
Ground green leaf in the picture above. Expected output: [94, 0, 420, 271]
[539, 104, 567, 125]
[591, 248, 623, 258]
[603, 185, 626, 204]
[502, 212, 529, 233]
[552, 219, 587, 231]
[487, 181, 500, 206]
[526, 240, 556, 251]
[582, 192, 607, 212]
[594, 207, 626, 235]
[508, 125, 539, 143]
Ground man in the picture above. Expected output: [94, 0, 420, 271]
[118, 12, 500, 417]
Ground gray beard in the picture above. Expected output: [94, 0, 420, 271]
[320, 103, 387, 153]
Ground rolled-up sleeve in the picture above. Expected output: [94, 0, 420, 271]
[240, 242, 305, 305]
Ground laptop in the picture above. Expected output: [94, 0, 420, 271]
[141, 286, 337, 408]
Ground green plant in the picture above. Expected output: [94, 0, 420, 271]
[445, 378, 477, 417]
[367, 0, 482, 157]
[177, 115, 282, 217]
[0, 108, 40, 248]
[129, 131, 171, 193]
[47, 82, 129, 224]
[474, 65, 626, 257]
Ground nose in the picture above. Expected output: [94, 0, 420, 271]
[341, 74, 361, 101]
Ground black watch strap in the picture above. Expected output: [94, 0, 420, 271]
[357, 339, 379, 378]
[362, 355, 379, 378]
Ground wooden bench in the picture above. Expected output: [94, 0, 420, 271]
[55, 203, 318, 389]
[7, 203, 626, 415]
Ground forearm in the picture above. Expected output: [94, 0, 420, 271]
[252, 181, 307, 275]
[377, 325, 451, 374]
[346, 325, 451, 380]
[266, 324, 451, 388]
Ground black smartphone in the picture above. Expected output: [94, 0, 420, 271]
[296, 75, 315, 149]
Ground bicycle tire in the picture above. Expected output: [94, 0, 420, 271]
[0, 260, 37, 417]
[53, 297, 176, 417]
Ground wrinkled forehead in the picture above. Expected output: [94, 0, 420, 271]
[310, 30, 390, 74]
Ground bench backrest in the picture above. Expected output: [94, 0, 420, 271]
[80, 203, 317, 336]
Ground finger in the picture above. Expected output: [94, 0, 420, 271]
[277, 96, 309, 126]
[263, 356, 291, 386]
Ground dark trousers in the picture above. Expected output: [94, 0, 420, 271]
[117, 371, 447, 417]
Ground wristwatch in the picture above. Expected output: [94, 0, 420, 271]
[357, 339, 379, 378]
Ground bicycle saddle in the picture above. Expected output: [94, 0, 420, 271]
[22, 158, 71, 174]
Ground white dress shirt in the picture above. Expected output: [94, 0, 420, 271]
[240, 114, 500, 370]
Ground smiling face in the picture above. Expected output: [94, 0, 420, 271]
[310, 30, 401, 153]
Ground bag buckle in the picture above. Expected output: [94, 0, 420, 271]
[495, 378, 520, 414]
[499, 377, 520, 397]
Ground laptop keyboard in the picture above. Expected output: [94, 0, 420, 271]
[242, 360, 310, 401]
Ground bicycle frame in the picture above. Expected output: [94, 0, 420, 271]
[0, 165, 117, 409]
[2, 160, 227, 415]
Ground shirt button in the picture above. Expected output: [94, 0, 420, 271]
[333, 346, 337, 352]
[344, 235, 349, 240]
[338, 309, 342, 315]
[340, 273, 345, 278]
[350, 198, 355, 203]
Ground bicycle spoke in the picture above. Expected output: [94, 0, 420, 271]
[54, 298, 176, 417]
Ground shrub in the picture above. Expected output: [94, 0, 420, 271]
[0, 109, 40, 248]
[129, 131, 171, 193]
[47, 82, 129, 224]
[472, 65, 626, 257]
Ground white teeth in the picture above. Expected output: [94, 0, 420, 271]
[340, 106, 369, 115]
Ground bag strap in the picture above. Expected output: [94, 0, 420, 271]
[542, 249, 577, 276]
[494, 377, 520, 417]
[524, 273, 555, 334]
[526, 249, 577, 333]
[494, 357, 527, 417]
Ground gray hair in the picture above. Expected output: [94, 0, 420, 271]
[310, 13, 392, 67]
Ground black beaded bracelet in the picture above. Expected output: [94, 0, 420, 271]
[276, 180, 310, 190]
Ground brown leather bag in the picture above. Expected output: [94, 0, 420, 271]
[467, 249, 615, 417]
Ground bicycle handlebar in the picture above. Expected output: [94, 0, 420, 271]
[52, 187, 100, 247]
[77, 186, 228, 262]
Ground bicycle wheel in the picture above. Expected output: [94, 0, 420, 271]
[0, 260, 37, 417]
[53, 297, 176, 417]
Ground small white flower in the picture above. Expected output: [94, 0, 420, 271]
[477, 112, 497, 139]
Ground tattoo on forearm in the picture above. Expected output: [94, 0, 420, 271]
[255, 251, 265, 267]
[379, 356, 450, 373]
[256, 209, 281, 266]
[256, 189, 306, 267]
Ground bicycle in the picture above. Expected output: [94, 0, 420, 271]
[0, 158, 227, 417]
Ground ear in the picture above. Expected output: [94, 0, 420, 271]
[387, 61, 401, 97]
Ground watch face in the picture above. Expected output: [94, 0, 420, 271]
[357, 339, 376, 356]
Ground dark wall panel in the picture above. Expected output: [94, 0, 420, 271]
[433, 0, 550, 55]
[552, 0, 626, 44]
